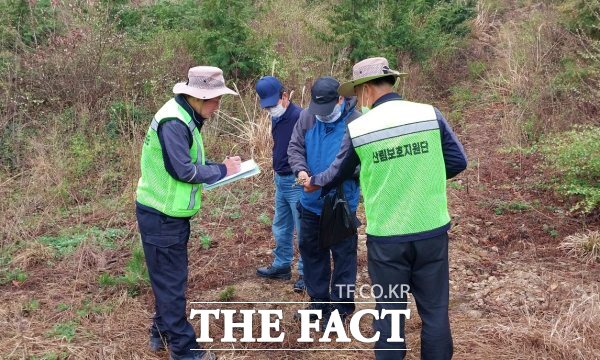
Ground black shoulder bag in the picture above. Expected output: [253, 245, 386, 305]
[319, 184, 357, 249]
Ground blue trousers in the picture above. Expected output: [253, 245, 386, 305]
[297, 204, 357, 314]
[367, 232, 453, 360]
[136, 205, 203, 358]
[272, 173, 303, 274]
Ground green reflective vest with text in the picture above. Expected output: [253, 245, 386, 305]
[348, 100, 450, 237]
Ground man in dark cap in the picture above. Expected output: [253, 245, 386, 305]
[287, 76, 361, 327]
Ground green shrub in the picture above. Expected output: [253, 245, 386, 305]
[115, 0, 202, 37]
[106, 100, 152, 139]
[0, 0, 61, 49]
[560, 0, 600, 39]
[540, 126, 600, 213]
[197, 0, 271, 79]
[325, 0, 476, 67]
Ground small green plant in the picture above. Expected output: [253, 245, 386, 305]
[228, 211, 242, 220]
[0, 267, 27, 285]
[219, 286, 235, 302]
[37, 227, 125, 257]
[38, 234, 85, 256]
[468, 60, 487, 80]
[493, 200, 531, 215]
[450, 85, 478, 111]
[41, 352, 60, 360]
[200, 235, 212, 250]
[47, 321, 77, 342]
[543, 224, 559, 238]
[56, 303, 71, 312]
[22, 299, 40, 315]
[223, 227, 234, 240]
[258, 212, 271, 226]
[76, 299, 114, 318]
[324, 0, 476, 66]
[121, 245, 149, 297]
[448, 180, 464, 190]
[98, 273, 118, 287]
[29, 351, 66, 360]
[248, 191, 262, 204]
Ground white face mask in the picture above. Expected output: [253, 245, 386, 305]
[268, 104, 286, 118]
[316, 103, 343, 123]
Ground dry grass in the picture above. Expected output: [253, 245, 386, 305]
[469, 292, 600, 359]
[560, 230, 600, 263]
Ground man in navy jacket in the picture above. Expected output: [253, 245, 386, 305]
[255, 76, 305, 292]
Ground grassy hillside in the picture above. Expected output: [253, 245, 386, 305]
[0, 0, 599, 359]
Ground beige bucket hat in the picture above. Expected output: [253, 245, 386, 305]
[338, 57, 407, 97]
[173, 66, 238, 99]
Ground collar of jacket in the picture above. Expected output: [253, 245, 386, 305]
[372, 92, 402, 109]
[175, 94, 205, 130]
[342, 97, 357, 118]
[273, 101, 297, 123]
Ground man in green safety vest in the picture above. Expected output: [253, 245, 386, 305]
[136, 66, 241, 360]
[304, 57, 467, 360]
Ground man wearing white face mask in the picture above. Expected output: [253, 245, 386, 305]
[287, 76, 361, 327]
[255, 76, 305, 292]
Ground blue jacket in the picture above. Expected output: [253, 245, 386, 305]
[287, 98, 361, 215]
[272, 102, 302, 175]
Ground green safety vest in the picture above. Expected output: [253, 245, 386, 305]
[136, 98, 205, 218]
[348, 100, 450, 237]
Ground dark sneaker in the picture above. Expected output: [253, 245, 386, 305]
[149, 331, 168, 352]
[293, 299, 331, 321]
[169, 351, 217, 360]
[256, 265, 292, 280]
[293, 276, 306, 293]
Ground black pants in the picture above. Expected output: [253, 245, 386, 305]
[298, 204, 358, 315]
[136, 205, 202, 358]
[367, 232, 453, 360]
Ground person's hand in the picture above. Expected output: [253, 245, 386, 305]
[303, 177, 321, 192]
[223, 156, 241, 176]
[297, 171, 309, 184]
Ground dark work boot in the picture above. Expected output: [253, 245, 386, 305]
[293, 276, 306, 293]
[149, 329, 169, 352]
[256, 265, 292, 280]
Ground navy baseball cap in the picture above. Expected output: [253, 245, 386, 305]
[308, 76, 340, 116]
[256, 76, 283, 108]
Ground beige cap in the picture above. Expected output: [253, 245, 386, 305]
[338, 57, 407, 97]
[173, 66, 238, 99]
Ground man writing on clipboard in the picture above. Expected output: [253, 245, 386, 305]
[135, 66, 241, 360]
